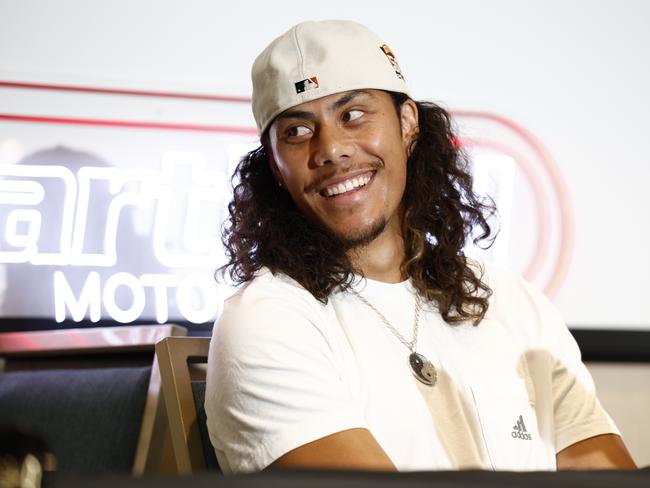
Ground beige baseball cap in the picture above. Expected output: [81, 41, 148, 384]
[251, 20, 410, 134]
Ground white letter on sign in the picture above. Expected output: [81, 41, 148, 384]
[54, 271, 101, 322]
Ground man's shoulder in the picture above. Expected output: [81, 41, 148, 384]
[479, 262, 526, 294]
[216, 268, 329, 344]
[465, 259, 529, 302]
[475, 262, 566, 340]
[227, 267, 318, 308]
[468, 260, 539, 300]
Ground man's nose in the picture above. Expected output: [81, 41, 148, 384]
[311, 124, 355, 167]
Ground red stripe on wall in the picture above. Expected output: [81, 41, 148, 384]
[0, 113, 258, 135]
[0, 80, 252, 103]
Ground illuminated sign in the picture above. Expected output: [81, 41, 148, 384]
[0, 150, 246, 324]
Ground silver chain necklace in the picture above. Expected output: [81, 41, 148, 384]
[353, 291, 437, 386]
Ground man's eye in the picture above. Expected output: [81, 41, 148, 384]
[287, 125, 312, 137]
[343, 109, 363, 122]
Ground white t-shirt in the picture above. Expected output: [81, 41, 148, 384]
[204, 265, 619, 474]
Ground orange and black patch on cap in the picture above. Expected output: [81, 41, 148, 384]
[380, 44, 404, 80]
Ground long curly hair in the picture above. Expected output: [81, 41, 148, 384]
[220, 92, 496, 325]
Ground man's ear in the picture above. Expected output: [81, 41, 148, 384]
[267, 147, 285, 188]
[399, 99, 419, 150]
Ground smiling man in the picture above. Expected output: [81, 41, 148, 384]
[204, 20, 636, 474]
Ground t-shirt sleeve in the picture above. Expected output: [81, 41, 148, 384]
[204, 278, 367, 474]
[516, 277, 620, 453]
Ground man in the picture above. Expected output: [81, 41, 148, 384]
[205, 20, 636, 474]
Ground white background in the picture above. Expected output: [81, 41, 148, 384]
[1, 0, 649, 329]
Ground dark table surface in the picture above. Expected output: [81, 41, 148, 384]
[52, 468, 650, 488]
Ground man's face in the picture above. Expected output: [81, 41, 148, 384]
[268, 89, 418, 247]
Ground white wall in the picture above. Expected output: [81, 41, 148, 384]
[0, 0, 649, 329]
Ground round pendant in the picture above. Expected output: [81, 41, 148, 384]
[409, 352, 437, 386]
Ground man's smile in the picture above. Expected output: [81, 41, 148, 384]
[319, 171, 375, 198]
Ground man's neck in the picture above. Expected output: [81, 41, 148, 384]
[347, 220, 406, 283]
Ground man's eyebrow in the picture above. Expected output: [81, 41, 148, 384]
[275, 90, 374, 123]
[275, 109, 315, 122]
[330, 90, 373, 111]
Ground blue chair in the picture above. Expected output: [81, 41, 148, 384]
[0, 324, 187, 475]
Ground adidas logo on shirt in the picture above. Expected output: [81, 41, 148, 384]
[511, 415, 532, 440]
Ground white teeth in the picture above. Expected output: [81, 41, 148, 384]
[324, 174, 371, 197]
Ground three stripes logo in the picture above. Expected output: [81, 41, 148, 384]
[511, 415, 532, 440]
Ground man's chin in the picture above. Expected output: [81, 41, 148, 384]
[334, 218, 388, 250]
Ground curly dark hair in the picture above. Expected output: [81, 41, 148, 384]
[219, 92, 496, 325]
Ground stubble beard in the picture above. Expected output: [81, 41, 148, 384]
[335, 216, 389, 251]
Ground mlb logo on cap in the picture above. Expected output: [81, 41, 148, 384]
[295, 76, 319, 94]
